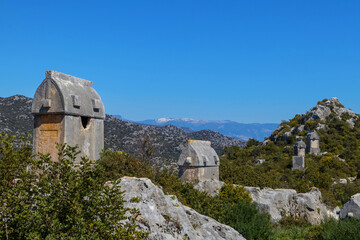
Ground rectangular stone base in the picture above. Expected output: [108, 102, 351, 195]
[292, 156, 305, 171]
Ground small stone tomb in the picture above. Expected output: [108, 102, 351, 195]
[306, 130, 320, 155]
[292, 139, 306, 171]
[178, 140, 220, 182]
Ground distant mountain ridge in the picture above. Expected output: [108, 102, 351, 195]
[0, 95, 246, 165]
[130, 117, 278, 141]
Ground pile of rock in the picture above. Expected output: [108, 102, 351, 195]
[339, 194, 360, 219]
[118, 177, 245, 240]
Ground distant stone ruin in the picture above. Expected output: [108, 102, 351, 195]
[32, 71, 105, 162]
[292, 139, 306, 171]
[294, 139, 306, 157]
[306, 130, 320, 155]
[178, 140, 220, 182]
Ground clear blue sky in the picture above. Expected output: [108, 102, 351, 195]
[0, 0, 359, 123]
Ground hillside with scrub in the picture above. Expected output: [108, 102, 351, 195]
[2, 97, 360, 240]
[220, 97, 360, 207]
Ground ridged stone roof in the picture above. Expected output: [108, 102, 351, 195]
[178, 140, 219, 167]
[32, 71, 105, 119]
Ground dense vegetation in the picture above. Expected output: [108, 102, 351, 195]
[0, 134, 148, 240]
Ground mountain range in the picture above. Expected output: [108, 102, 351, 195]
[115, 116, 278, 141]
[0, 95, 246, 165]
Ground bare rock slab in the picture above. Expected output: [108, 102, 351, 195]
[118, 177, 245, 240]
[340, 193, 360, 219]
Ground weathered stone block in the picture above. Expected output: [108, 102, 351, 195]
[292, 156, 305, 171]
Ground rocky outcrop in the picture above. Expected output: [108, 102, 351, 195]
[270, 97, 359, 143]
[194, 181, 336, 224]
[339, 193, 360, 219]
[118, 177, 245, 240]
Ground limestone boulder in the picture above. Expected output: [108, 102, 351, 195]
[118, 177, 245, 240]
[194, 181, 334, 224]
[245, 187, 296, 222]
[289, 188, 328, 224]
[339, 193, 360, 219]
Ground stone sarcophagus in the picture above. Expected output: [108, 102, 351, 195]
[178, 140, 219, 182]
[306, 130, 320, 155]
[32, 71, 105, 162]
[294, 139, 306, 157]
[292, 139, 306, 171]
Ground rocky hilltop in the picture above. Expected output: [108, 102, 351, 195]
[0, 95, 245, 165]
[270, 97, 359, 144]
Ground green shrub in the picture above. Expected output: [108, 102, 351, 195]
[306, 218, 360, 240]
[98, 149, 154, 181]
[0, 135, 148, 239]
[221, 200, 274, 240]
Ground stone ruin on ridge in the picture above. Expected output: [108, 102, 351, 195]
[306, 130, 320, 155]
[178, 140, 220, 182]
[32, 71, 105, 162]
[292, 139, 306, 171]
[292, 130, 321, 171]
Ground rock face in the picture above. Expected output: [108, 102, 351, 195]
[118, 177, 245, 240]
[339, 193, 360, 219]
[194, 181, 333, 224]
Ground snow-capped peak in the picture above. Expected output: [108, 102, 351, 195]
[156, 118, 176, 123]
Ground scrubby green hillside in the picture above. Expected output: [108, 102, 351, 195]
[220, 98, 360, 207]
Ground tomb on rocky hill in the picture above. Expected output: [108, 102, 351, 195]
[306, 130, 320, 155]
[32, 71, 105, 162]
[292, 139, 306, 171]
[178, 140, 220, 182]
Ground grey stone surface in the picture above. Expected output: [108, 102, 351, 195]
[32, 71, 104, 162]
[245, 187, 297, 222]
[289, 188, 329, 225]
[248, 187, 331, 224]
[178, 140, 220, 182]
[292, 156, 305, 171]
[339, 193, 360, 219]
[194, 181, 334, 224]
[281, 131, 292, 142]
[32, 71, 105, 118]
[304, 97, 357, 128]
[255, 158, 266, 165]
[296, 125, 305, 132]
[333, 179, 348, 185]
[118, 177, 245, 240]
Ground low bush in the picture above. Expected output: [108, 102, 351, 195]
[221, 200, 274, 240]
[0, 134, 148, 239]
